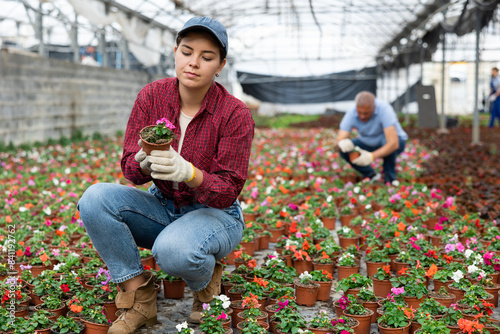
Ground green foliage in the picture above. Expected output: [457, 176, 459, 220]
[336, 274, 372, 292]
[377, 304, 412, 328]
[308, 310, 334, 329]
[51, 316, 84, 334]
[252, 113, 321, 129]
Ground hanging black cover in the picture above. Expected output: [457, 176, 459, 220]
[236, 67, 377, 104]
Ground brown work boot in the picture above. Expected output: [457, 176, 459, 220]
[189, 262, 223, 323]
[108, 271, 157, 334]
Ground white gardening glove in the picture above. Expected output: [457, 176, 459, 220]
[148, 147, 195, 182]
[352, 147, 374, 166]
[134, 140, 151, 171]
[338, 139, 354, 153]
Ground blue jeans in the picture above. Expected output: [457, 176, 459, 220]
[77, 183, 245, 292]
[339, 138, 406, 183]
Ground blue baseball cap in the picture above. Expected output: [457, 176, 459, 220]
[176, 17, 228, 57]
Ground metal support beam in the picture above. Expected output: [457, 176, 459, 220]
[99, 29, 108, 67]
[472, 8, 481, 145]
[121, 38, 130, 70]
[440, 32, 446, 132]
[35, 1, 44, 57]
[71, 13, 79, 63]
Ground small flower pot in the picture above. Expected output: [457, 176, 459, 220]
[320, 216, 337, 230]
[365, 261, 386, 278]
[343, 309, 373, 334]
[139, 125, 172, 155]
[372, 277, 393, 298]
[314, 280, 333, 301]
[378, 322, 411, 334]
[294, 281, 320, 306]
[338, 235, 359, 249]
[428, 291, 456, 308]
[292, 259, 313, 275]
[403, 295, 426, 310]
[349, 151, 360, 161]
[163, 279, 186, 299]
[336, 264, 360, 281]
[312, 261, 335, 275]
[81, 319, 110, 334]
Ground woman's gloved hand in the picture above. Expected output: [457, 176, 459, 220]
[148, 148, 195, 182]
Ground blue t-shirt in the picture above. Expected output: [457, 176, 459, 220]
[491, 76, 500, 95]
[340, 98, 408, 146]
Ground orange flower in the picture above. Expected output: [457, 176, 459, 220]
[276, 220, 283, 228]
[247, 259, 257, 268]
[55, 229, 65, 236]
[398, 267, 408, 276]
[39, 252, 49, 263]
[321, 251, 329, 260]
[383, 265, 391, 274]
[426, 264, 438, 278]
[16, 249, 23, 257]
[397, 221, 406, 231]
[394, 231, 401, 237]
[302, 240, 310, 251]
[403, 307, 415, 319]
[315, 244, 322, 251]
[253, 277, 269, 288]
[70, 304, 83, 313]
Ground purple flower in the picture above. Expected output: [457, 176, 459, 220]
[445, 243, 455, 253]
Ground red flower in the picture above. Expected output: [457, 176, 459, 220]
[60, 284, 70, 293]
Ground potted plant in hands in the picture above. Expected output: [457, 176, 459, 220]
[293, 271, 320, 306]
[139, 117, 176, 154]
[50, 316, 85, 334]
[377, 303, 414, 334]
[307, 309, 336, 334]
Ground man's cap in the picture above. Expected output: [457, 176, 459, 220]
[176, 17, 228, 57]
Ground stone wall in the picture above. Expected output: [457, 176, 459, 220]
[0, 50, 152, 146]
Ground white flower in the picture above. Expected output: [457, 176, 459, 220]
[392, 180, 400, 187]
[464, 249, 474, 259]
[452, 270, 464, 283]
[449, 234, 459, 243]
[299, 271, 312, 280]
[216, 294, 231, 309]
[353, 186, 360, 194]
[176, 321, 188, 332]
[43, 207, 52, 216]
[53, 263, 65, 271]
[467, 264, 479, 274]
[326, 195, 333, 203]
[342, 226, 351, 234]
[474, 254, 484, 265]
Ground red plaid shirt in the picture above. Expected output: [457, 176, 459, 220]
[121, 78, 255, 209]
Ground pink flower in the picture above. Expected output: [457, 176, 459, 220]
[456, 243, 465, 252]
[391, 287, 405, 295]
[156, 117, 175, 130]
[216, 312, 228, 320]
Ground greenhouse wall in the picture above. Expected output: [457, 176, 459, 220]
[0, 50, 152, 146]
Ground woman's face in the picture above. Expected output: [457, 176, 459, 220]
[175, 31, 226, 91]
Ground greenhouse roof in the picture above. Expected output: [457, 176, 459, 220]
[1, 0, 499, 75]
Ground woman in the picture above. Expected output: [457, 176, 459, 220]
[78, 17, 254, 334]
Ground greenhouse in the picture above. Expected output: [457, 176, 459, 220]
[1, 1, 500, 333]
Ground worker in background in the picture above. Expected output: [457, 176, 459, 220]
[335, 91, 408, 184]
[489, 67, 500, 127]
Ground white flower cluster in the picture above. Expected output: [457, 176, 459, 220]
[299, 271, 313, 281]
[175, 321, 194, 333]
[214, 294, 231, 309]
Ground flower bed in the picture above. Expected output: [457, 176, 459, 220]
[2, 127, 500, 333]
